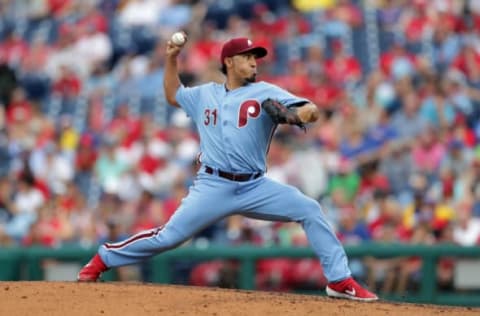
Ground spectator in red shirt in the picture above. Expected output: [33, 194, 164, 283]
[107, 104, 142, 147]
[451, 39, 480, 84]
[304, 70, 342, 109]
[21, 37, 52, 72]
[271, 8, 312, 38]
[448, 114, 477, 148]
[162, 180, 188, 223]
[300, 46, 342, 108]
[358, 161, 390, 198]
[431, 4, 466, 34]
[131, 191, 164, 234]
[249, 4, 276, 38]
[185, 24, 222, 73]
[5, 88, 33, 125]
[47, 0, 73, 17]
[22, 206, 58, 247]
[75, 134, 98, 174]
[0, 30, 29, 68]
[52, 65, 82, 98]
[471, 0, 480, 32]
[380, 38, 417, 78]
[266, 60, 310, 96]
[401, 1, 431, 44]
[324, 40, 361, 87]
[74, 133, 98, 195]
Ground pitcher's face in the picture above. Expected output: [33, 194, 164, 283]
[227, 53, 258, 84]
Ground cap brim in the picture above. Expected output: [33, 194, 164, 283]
[237, 46, 268, 59]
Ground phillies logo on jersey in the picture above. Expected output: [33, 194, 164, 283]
[238, 100, 261, 128]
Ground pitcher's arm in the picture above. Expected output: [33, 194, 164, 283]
[163, 39, 184, 107]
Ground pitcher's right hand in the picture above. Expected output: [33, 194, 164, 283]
[166, 40, 183, 59]
[166, 32, 187, 59]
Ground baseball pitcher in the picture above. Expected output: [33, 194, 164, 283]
[78, 34, 378, 301]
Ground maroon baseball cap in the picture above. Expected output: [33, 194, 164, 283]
[220, 37, 268, 65]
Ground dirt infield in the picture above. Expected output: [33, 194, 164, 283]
[0, 282, 478, 316]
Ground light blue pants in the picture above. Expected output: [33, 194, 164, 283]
[98, 167, 351, 282]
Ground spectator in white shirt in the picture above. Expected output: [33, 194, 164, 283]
[453, 201, 480, 246]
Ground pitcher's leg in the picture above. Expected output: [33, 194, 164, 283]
[299, 200, 351, 282]
[83, 175, 236, 277]
[240, 178, 350, 282]
[98, 223, 187, 267]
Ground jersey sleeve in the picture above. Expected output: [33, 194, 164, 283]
[267, 83, 310, 108]
[175, 84, 202, 118]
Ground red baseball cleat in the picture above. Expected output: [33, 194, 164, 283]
[326, 277, 378, 301]
[77, 254, 108, 282]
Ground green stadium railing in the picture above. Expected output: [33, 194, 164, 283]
[0, 244, 479, 307]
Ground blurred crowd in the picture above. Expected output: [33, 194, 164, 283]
[1, 0, 480, 294]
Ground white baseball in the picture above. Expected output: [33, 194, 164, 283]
[171, 32, 186, 46]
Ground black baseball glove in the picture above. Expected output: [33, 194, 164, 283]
[261, 98, 305, 131]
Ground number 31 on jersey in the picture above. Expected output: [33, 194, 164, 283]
[203, 100, 261, 128]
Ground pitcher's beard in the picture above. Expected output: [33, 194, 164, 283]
[244, 74, 256, 84]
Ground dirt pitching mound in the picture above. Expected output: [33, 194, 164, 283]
[0, 282, 478, 316]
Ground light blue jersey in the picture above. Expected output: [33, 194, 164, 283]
[176, 81, 307, 173]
